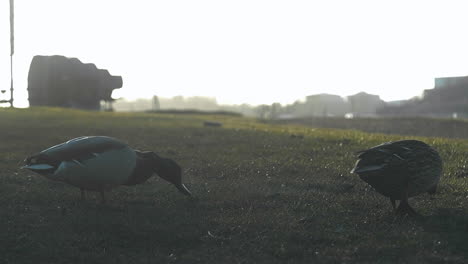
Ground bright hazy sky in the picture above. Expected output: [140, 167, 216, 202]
[1, 0, 468, 107]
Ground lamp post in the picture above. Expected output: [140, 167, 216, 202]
[2, 0, 15, 107]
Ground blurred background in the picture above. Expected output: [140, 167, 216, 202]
[1, 0, 468, 118]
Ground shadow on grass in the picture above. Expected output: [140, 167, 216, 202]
[1, 196, 207, 263]
[77, 198, 204, 248]
[422, 208, 468, 256]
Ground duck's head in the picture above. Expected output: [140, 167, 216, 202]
[146, 152, 192, 196]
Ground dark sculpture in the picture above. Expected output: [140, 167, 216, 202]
[27, 55, 122, 110]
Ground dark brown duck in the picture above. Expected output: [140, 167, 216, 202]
[351, 140, 442, 216]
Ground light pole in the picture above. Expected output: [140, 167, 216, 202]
[2, 0, 15, 107]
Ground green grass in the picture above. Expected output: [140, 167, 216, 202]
[270, 116, 468, 139]
[0, 107, 467, 263]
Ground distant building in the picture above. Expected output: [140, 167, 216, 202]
[347, 92, 385, 117]
[425, 76, 468, 103]
[378, 75, 468, 118]
[434, 76, 468, 89]
[27, 55, 123, 110]
[305, 93, 349, 116]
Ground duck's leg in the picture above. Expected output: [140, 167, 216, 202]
[390, 198, 396, 210]
[395, 187, 420, 217]
[80, 188, 86, 200]
[396, 199, 420, 217]
[427, 185, 437, 200]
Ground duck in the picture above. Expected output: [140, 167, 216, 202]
[351, 139, 442, 216]
[22, 136, 192, 202]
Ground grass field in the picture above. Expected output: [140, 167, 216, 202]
[1, 107, 467, 263]
[270, 116, 468, 139]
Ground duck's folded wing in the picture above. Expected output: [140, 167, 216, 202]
[27, 136, 128, 165]
[352, 142, 410, 174]
[357, 142, 411, 160]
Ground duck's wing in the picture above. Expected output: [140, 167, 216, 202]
[351, 141, 415, 198]
[24, 136, 128, 170]
[351, 141, 411, 174]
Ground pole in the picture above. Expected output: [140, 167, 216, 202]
[9, 0, 14, 107]
[10, 56, 13, 107]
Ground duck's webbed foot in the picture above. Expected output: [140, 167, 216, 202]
[395, 199, 421, 217]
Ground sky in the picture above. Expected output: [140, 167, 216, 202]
[1, 0, 468, 108]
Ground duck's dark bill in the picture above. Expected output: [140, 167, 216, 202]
[177, 184, 192, 196]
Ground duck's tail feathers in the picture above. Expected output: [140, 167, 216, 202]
[22, 164, 55, 170]
[351, 164, 385, 173]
